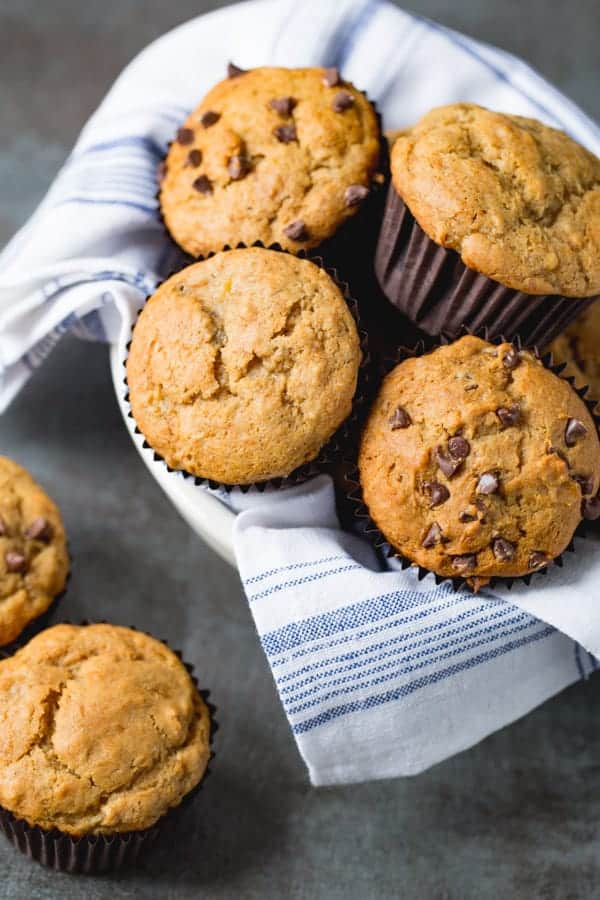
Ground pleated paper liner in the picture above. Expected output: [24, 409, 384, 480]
[0, 622, 218, 875]
[374, 189, 599, 347]
[345, 331, 600, 593]
[123, 244, 372, 495]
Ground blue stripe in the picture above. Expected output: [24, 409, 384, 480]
[74, 135, 165, 160]
[55, 196, 158, 216]
[249, 563, 363, 602]
[244, 555, 349, 585]
[335, 0, 381, 70]
[292, 625, 555, 734]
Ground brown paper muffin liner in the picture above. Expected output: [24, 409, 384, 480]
[123, 245, 372, 494]
[374, 189, 598, 347]
[345, 331, 600, 593]
[0, 624, 218, 874]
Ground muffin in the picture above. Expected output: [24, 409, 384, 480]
[0, 457, 69, 646]
[358, 335, 600, 587]
[548, 300, 600, 401]
[159, 65, 381, 256]
[0, 624, 212, 871]
[126, 248, 362, 485]
[375, 104, 600, 345]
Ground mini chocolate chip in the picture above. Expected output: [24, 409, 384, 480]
[583, 495, 600, 520]
[176, 127, 194, 145]
[389, 406, 411, 430]
[465, 383, 478, 392]
[422, 522, 443, 548]
[448, 436, 470, 460]
[344, 184, 369, 207]
[156, 160, 166, 183]
[228, 155, 250, 180]
[572, 473, 594, 495]
[496, 403, 520, 427]
[283, 220, 309, 242]
[332, 91, 355, 113]
[200, 110, 221, 128]
[192, 175, 213, 194]
[502, 346, 520, 370]
[269, 96, 297, 116]
[5, 551, 27, 574]
[528, 551, 548, 569]
[423, 481, 450, 508]
[274, 124, 297, 143]
[227, 62, 246, 78]
[435, 447, 463, 479]
[492, 537, 515, 561]
[477, 472, 499, 495]
[323, 67, 341, 87]
[25, 517, 53, 542]
[565, 417, 588, 447]
[186, 148, 202, 167]
[451, 554, 476, 574]
[458, 510, 477, 523]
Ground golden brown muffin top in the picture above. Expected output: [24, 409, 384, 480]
[0, 457, 69, 646]
[126, 249, 361, 484]
[391, 104, 600, 296]
[359, 336, 600, 585]
[548, 301, 600, 403]
[160, 66, 381, 255]
[0, 624, 211, 835]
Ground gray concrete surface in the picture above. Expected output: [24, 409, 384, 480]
[1, 1, 599, 897]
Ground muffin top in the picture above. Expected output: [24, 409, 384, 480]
[0, 624, 211, 835]
[549, 301, 600, 402]
[126, 249, 361, 484]
[0, 457, 69, 646]
[359, 336, 600, 585]
[391, 104, 600, 296]
[159, 65, 381, 255]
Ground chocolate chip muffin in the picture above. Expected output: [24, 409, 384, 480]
[375, 103, 600, 345]
[159, 65, 381, 255]
[548, 300, 600, 402]
[0, 457, 68, 646]
[359, 336, 600, 586]
[126, 248, 362, 484]
[0, 624, 211, 837]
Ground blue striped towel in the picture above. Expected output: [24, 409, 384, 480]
[1, 0, 600, 785]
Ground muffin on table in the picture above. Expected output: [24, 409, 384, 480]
[0, 457, 68, 646]
[375, 103, 600, 345]
[159, 65, 382, 256]
[548, 301, 600, 402]
[126, 248, 362, 485]
[0, 624, 212, 856]
[358, 335, 600, 588]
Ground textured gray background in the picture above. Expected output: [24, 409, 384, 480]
[1, 1, 600, 898]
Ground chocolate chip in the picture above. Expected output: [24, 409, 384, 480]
[186, 148, 202, 167]
[192, 175, 213, 194]
[200, 110, 221, 128]
[5, 551, 27, 574]
[323, 67, 341, 87]
[582, 496, 600, 520]
[465, 383, 478, 392]
[458, 510, 477, 523]
[176, 127, 194, 145]
[344, 184, 369, 207]
[274, 124, 297, 144]
[227, 62, 246, 78]
[332, 91, 355, 113]
[283, 220, 309, 242]
[422, 522, 443, 548]
[476, 472, 499, 495]
[0, 515, 5, 536]
[565, 417, 588, 447]
[448, 436, 470, 460]
[269, 96, 297, 116]
[496, 403, 520, 427]
[572, 473, 594, 495]
[228, 155, 250, 180]
[547, 445, 569, 465]
[423, 481, 450, 508]
[492, 537, 515, 561]
[156, 160, 166, 183]
[528, 551, 548, 569]
[25, 517, 53, 542]
[502, 346, 520, 370]
[451, 554, 476, 574]
[388, 406, 411, 430]
[435, 447, 463, 479]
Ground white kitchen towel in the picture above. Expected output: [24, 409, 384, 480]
[1, 0, 600, 785]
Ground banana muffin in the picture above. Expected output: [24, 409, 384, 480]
[548, 301, 600, 402]
[159, 65, 381, 255]
[126, 248, 362, 484]
[359, 335, 600, 586]
[0, 457, 68, 645]
[375, 103, 600, 344]
[0, 624, 212, 836]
